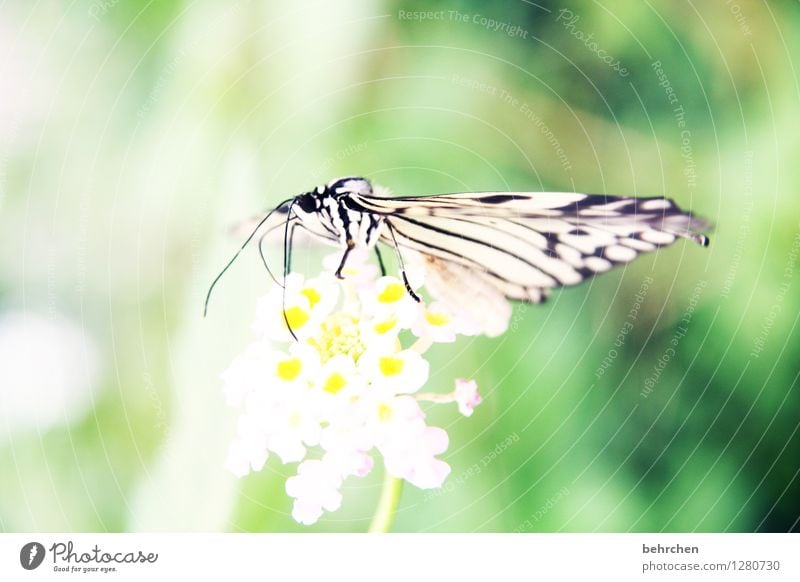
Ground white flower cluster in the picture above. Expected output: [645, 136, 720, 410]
[222, 251, 484, 525]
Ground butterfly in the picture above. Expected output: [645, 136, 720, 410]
[206, 176, 709, 336]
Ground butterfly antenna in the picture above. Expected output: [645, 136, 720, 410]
[385, 220, 421, 303]
[204, 197, 294, 317]
[282, 199, 299, 341]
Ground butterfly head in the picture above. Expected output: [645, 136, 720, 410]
[295, 191, 320, 213]
[294, 176, 373, 212]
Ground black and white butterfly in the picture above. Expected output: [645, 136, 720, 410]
[206, 176, 709, 336]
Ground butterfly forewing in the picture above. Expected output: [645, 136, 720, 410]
[352, 190, 708, 304]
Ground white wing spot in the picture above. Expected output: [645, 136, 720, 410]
[585, 257, 613, 272]
[641, 199, 672, 211]
[621, 238, 657, 252]
[599, 199, 636, 211]
[578, 209, 621, 217]
[641, 230, 676, 245]
[605, 244, 638, 262]
[560, 231, 615, 254]
[547, 262, 583, 285]
[555, 243, 584, 268]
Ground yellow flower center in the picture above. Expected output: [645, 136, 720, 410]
[379, 356, 404, 377]
[377, 402, 393, 421]
[323, 372, 347, 394]
[300, 287, 321, 308]
[308, 313, 365, 363]
[378, 283, 405, 303]
[276, 357, 302, 381]
[283, 306, 310, 329]
[373, 318, 397, 335]
[424, 311, 450, 327]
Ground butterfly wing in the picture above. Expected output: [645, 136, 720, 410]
[354, 191, 709, 304]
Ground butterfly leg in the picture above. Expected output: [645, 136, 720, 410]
[374, 245, 387, 276]
[334, 240, 355, 279]
[384, 221, 421, 303]
[401, 271, 421, 303]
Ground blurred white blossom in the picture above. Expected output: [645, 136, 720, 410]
[222, 251, 491, 525]
[0, 311, 100, 436]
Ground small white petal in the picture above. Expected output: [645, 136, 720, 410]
[454, 378, 482, 417]
[269, 434, 307, 464]
[286, 460, 344, 525]
[405, 457, 451, 490]
[360, 349, 430, 394]
[291, 499, 324, 525]
[411, 301, 462, 343]
[361, 276, 419, 327]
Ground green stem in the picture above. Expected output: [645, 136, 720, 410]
[368, 471, 403, 533]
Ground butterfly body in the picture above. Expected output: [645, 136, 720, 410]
[292, 177, 386, 263]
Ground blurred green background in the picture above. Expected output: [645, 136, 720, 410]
[1, 0, 798, 532]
